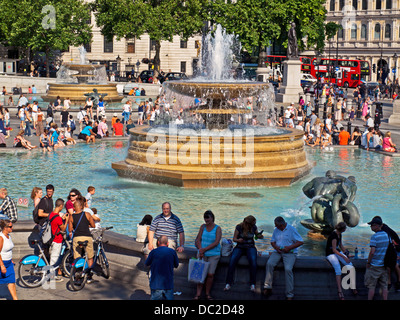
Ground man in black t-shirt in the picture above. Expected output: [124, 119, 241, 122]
[60, 108, 69, 128]
[37, 184, 54, 226]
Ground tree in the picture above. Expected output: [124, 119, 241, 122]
[0, 0, 92, 77]
[209, 0, 339, 54]
[92, 0, 208, 76]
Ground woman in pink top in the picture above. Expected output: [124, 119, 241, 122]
[97, 118, 108, 138]
[382, 131, 397, 152]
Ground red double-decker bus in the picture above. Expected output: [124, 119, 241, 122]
[265, 55, 312, 73]
[310, 58, 370, 88]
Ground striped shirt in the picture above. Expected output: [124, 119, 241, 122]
[0, 196, 18, 222]
[369, 230, 389, 267]
[149, 213, 184, 243]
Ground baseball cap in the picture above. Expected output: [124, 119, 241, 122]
[367, 216, 382, 225]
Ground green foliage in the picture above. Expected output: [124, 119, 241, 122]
[210, 0, 333, 53]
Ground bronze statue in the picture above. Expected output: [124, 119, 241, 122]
[301, 170, 360, 234]
[287, 22, 298, 59]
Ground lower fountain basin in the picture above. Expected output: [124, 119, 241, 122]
[112, 125, 312, 188]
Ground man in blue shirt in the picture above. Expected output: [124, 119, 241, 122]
[145, 235, 179, 300]
[365, 216, 389, 300]
[78, 121, 95, 143]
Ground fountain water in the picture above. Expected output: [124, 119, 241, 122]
[112, 25, 311, 188]
[42, 46, 122, 105]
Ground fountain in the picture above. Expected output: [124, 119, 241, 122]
[42, 46, 122, 105]
[112, 25, 312, 188]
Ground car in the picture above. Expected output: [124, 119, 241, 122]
[138, 70, 154, 83]
[301, 74, 317, 86]
[159, 72, 188, 83]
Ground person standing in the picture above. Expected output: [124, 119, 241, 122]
[365, 216, 390, 300]
[263, 216, 303, 300]
[194, 210, 222, 300]
[148, 202, 185, 253]
[145, 235, 179, 300]
[49, 198, 68, 281]
[0, 219, 17, 300]
[37, 184, 55, 226]
[0, 188, 18, 223]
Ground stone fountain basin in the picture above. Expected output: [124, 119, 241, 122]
[163, 80, 271, 100]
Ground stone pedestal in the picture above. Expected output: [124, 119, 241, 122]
[276, 58, 303, 103]
[389, 100, 400, 124]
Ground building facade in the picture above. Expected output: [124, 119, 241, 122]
[63, 12, 202, 78]
[325, 0, 400, 82]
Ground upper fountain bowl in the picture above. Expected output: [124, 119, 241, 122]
[163, 80, 271, 100]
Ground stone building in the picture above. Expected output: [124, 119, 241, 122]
[63, 12, 202, 78]
[325, 0, 400, 83]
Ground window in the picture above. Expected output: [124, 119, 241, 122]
[385, 24, 391, 38]
[83, 42, 91, 53]
[180, 61, 186, 73]
[180, 40, 188, 49]
[338, 28, 344, 39]
[376, 0, 381, 9]
[361, 24, 367, 40]
[126, 38, 135, 53]
[339, 0, 345, 11]
[352, 0, 358, 10]
[150, 39, 157, 51]
[374, 24, 381, 40]
[362, 0, 368, 10]
[386, 0, 392, 9]
[330, 0, 335, 11]
[104, 36, 113, 53]
[351, 24, 357, 39]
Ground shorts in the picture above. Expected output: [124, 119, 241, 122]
[73, 236, 94, 260]
[364, 265, 388, 289]
[202, 255, 220, 274]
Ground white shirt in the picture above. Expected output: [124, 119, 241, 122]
[271, 224, 303, 254]
[0, 232, 14, 261]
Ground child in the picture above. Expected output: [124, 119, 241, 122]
[39, 129, 52, 152]
[85, 186, 95, 208]
[49, 198, 69, 280]
[349, 107, 355, 121]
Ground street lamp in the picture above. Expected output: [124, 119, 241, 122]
[392, 53, 398, 97]
[116, 55, 122, 80]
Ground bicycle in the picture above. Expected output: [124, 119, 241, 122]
[69, 227, 113, 291]
[18, 234, 72, 288]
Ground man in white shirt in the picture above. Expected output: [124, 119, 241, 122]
[263, 216, 304, 300]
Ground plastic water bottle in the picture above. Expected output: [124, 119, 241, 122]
[354, 247, 358, 259]
[361, 247, 365, 259]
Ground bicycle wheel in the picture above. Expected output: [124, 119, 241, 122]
[61, 249, 74, 277]
[18, 262, 45, 288]
[69, 258, 88, 291]
[98, 250, 110, 279]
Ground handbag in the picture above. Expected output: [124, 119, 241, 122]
[384, 235, 398, 269]
[188, 258, 210, 284]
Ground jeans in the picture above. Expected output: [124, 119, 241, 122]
[225, 246, 257, 286]
[150, 289, 174, 300]
[25, 120, 31, 136]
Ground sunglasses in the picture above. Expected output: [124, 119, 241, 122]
[70, 194, 77, 197]
[6, 225, 13, 229]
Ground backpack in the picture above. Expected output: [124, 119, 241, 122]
[384, 235, 398, 269]
[70, 120, 76, 131]
[40, 214, 58, 245]
[32, 206, 40, 224]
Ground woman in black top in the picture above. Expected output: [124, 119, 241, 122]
[68, 195, 95, 268]
[325, 222, 357, 300]
[224, 215, 263, 292]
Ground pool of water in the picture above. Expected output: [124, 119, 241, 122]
[1, 141, 399, 256]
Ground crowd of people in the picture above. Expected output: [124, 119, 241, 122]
[136, 202, 400, 301]
[0, 185, 400, 301]
[274, 82, 398, 153]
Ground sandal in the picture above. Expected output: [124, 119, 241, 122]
[193, 296, 201, 300]
[338, 291, 345, 300]
[206, 295, 214, 300]
[224, 284, 231, 291]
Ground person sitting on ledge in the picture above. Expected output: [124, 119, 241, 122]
[382, 131, 397, 152]
[78, 121, 96, 143]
